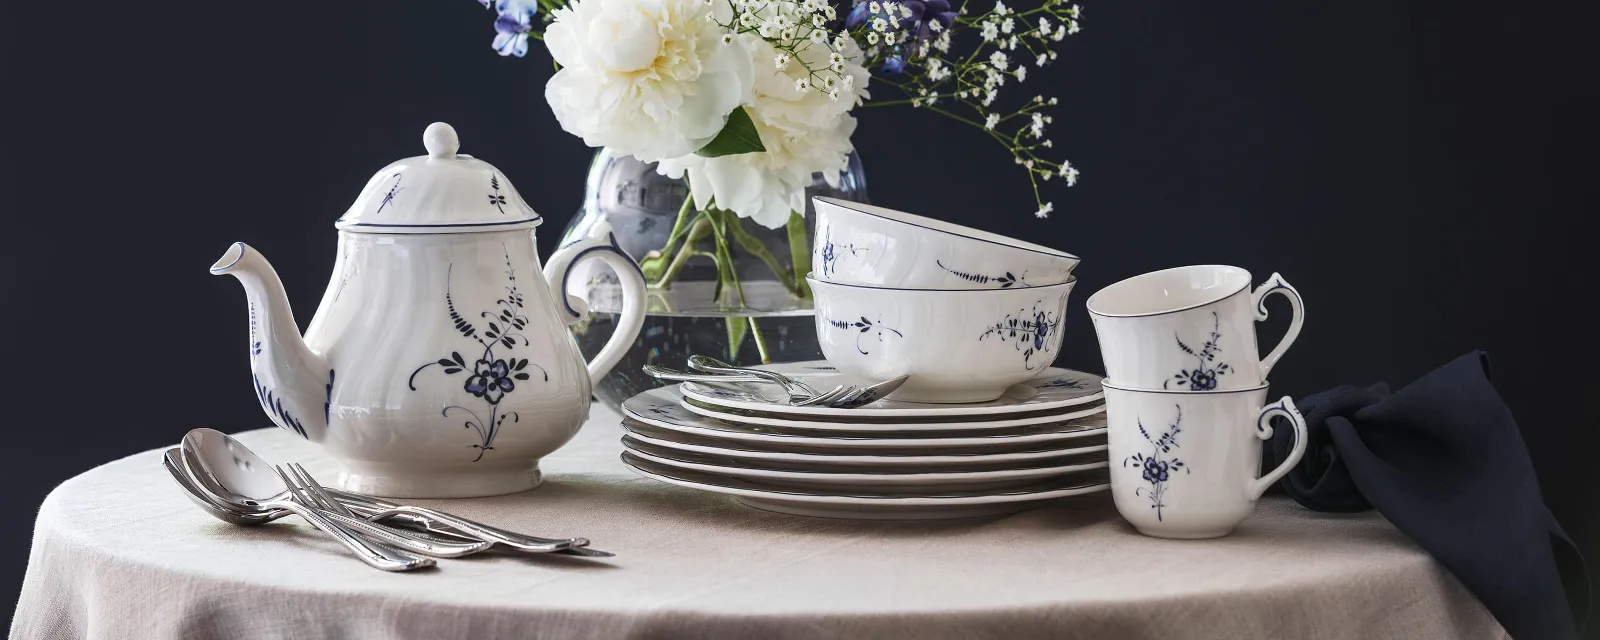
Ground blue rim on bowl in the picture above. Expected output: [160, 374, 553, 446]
[806, 274, 1078, 293]
[814, 196, 1080, 262]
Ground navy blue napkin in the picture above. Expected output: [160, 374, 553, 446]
[1263, 351, 1589, 640]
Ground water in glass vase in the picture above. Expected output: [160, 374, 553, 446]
[569, 282, 822, 409]
[559, 148, 867, 411]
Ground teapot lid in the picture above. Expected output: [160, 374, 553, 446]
[335, 123, 542, 234]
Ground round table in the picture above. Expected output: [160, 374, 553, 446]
[11, 405, 1501, 639]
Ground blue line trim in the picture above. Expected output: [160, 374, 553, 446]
[815, 197, 1079, 261]
[806, 274, 1076, 293]
[1085, 266, 1253, 319]
[1101, 380, 1269, 394]
[336, 217, 543, 229]
[558, 233, 643, 318]
[208, 242, 246, 272]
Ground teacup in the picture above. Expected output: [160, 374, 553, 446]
[1086, 265, 1304, 391]
[807, 275, 1076, 403]
[812, 197, 1079, 290]
[1102, 382, 1307, 539]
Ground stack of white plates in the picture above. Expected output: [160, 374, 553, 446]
[619, 362, 1112, 520]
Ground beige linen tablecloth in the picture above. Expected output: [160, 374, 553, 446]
[11, 404, 1503, 639]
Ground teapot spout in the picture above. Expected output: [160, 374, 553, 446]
[211, 242, 332, 441]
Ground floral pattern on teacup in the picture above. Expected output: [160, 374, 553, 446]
[1165, 312, 1232, 391]
[1123, 404, 1190, 521]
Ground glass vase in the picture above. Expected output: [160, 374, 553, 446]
[559, 148, 869, 411]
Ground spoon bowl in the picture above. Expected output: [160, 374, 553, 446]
[163, 448, 283, 526]
[180, 429, 436, 571]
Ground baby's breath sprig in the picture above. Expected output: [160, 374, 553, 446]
[711, 0, 861, 102]
[849, 0, 1083, 217]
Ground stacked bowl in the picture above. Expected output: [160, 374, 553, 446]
[616, 198, 1103, 520]
[807, 197, 1084, 403]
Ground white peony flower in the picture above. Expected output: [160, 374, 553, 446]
[656, 30, 871, 228]
[658, 115, 859, 228]
[543, 0, 753, 162]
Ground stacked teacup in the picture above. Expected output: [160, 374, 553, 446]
[807, 197, 1082, 404]
[1086, 266, 1310, 539]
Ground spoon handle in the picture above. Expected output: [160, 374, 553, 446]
[316, 510, 494, 558]
[330, 490, 612, 557]
[267, 500, 435, 571]
[368, 505, 581, 553]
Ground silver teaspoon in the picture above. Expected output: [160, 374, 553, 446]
[180, 429, 435, 571]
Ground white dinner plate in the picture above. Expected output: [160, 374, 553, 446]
[678, 361, 1104, 420]
[621, 420, 1109, 466]
[682, 396, 1106, 431]
[622, 452, 1112, 520]
[622, 435, 1109, 488]
[623, 389, 1107, 450]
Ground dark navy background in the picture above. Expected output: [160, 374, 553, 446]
[3, 0, 1593, 630]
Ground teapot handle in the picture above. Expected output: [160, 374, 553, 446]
[541, 222, 648, 386]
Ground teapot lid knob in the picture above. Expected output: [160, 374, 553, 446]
[423, 122, 460, 159]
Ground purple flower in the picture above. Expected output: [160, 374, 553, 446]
[483, 0, 536, 58]
[881, 50, 906, 74]
[901, 0, 956, 45]
[845, 0, 873, 28]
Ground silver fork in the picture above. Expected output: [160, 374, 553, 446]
[682, 356, 909, 408]
[309, 479, 609, 557]
[290, 465, 609, 557]
[276, 465, 494, 559]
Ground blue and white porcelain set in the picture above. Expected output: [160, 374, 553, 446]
[211, 122, 1312, 529]
[615, 197, 1124, 519]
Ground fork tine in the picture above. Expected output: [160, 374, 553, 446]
[828, 387, 866, 408]
[283, 465, 330, 511]
[294, 463, 356, 518]
[273, 465, 312, 505]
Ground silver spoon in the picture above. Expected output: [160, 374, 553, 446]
[180, 431, 495, 559]
[180, 429, 436, 571]
[179, 431, 600, 557]
[164, 448, 277, 526]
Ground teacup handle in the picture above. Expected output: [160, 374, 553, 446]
[1248, 396, 1307, 500]
[541, 221, 648, 385]
[1250, 273, 1305, 378]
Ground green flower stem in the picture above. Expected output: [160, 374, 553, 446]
[641, 195, 697, 283]
[786, 211, 811, 300]
[727, 213, 800, 296]
[703, 209, 747, 307]
[725, 315, 749, 360]
[748, 316, 773, 364]
[653, 215, 713, 288]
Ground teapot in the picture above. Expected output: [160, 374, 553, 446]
[211, 123, 647, 498]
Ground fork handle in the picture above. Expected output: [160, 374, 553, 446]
[367, 505, 581, 552]
[265, 500, 434, 571]
[317, 510, 494, 558]
[329, 489, 598, 554]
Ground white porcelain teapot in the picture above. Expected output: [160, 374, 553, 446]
[211, 123, 646, 498]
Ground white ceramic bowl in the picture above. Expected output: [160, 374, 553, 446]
[812, 196, 1080, 289]
[808, 275, 1077, 403]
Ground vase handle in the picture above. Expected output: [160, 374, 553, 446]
[542, 221, 648, 385]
